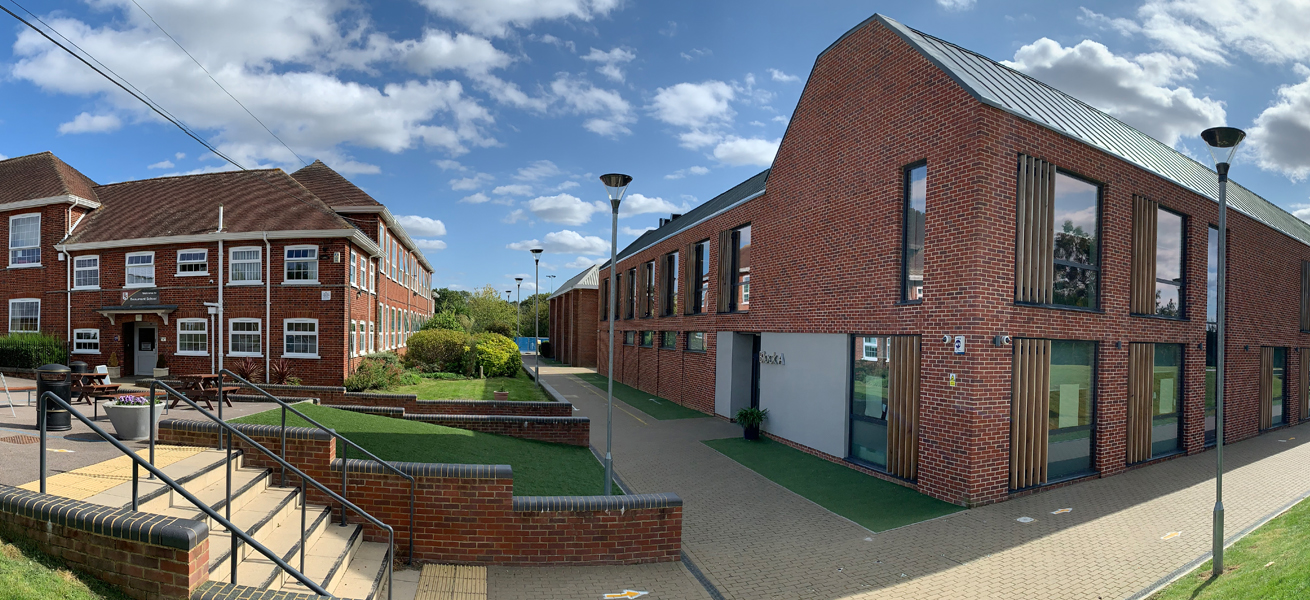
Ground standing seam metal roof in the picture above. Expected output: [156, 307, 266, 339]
[873, 14, 1310, 249]
[548, 264, 599, 301]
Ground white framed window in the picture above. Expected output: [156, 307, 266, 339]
[73, 255, 100, 289]
[9, 213, 41, 267]
[177, 249, 208, 276]
[177, 319, 208, 355]
[229, 319, 261, 356]
[125, 251, 155, 287]
[368, 321, 375, 353]
[283, 319, 319, 358]
[229, 246, 262, 284]
[8, 299, 39, 333]
[284, 245, 318, 283]
[369, 262, 376, 292]
[73, 329, 100, 354]
[349, 251, 357, 287]
[350, 320, 357, 357]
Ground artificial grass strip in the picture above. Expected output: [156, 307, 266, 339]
[1150, 497, 1310, 600]
[0, 533, 133, 600]
[392, 370, 548, 402]
[573, 372, 708, 420]
[232, 404, 619, 496]
[703, 437, 964, 532]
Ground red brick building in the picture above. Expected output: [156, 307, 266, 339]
[547, 265, 598, 369]
[0, 153, 433, 386]
[578, 14, 1310, 506]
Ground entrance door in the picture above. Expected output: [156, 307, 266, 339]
[135, 324, 157, 376]
[749, 334, 761, 409]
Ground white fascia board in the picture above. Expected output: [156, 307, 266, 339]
[58, 229, 381, 256]
[332, 205, 436, 272]
[0, 194, 101, 212]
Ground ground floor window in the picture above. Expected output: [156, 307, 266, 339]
[660, 331, 676, 349]
[850, 335, 891, 469]
[1150, 344, 1182, 458]
[687, 331, 706, 352]
[624, 331, 635, 345]
[284, 319, 319, 358]
[177, 319, 208, 355]
[1265, 347, 1287, 428]
[1047, 340, 1095, 480]
[1205, 325, 1217, 445]
[350, 321, 358, 357]
[229, 319, 261, 356]
[640, 331, 654, 347]
[8, 298, 39, 333]
[73, 329, 99, 353]
[369, 321, 375, 354]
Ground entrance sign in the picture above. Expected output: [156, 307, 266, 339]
[121, 289, 160, 306]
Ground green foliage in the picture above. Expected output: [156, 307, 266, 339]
[482, 321, 514, 337]
[0, 334, 67, 369]
[471, 332, 522, 378]
[517, 292, 550, 338]
[344, 352, 417, 391]
[421, 310, 465, 333]
[538, 340, 552, 358]
[405, 329, 472, 373]
[466, 285, 516, 335]
[432, 287, 470, 315]
[734, 407, 770, 428]
[420, 371, 472, 381]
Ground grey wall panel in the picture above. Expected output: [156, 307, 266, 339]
[715, 331, 735, 417]
[758, 332, 848, 458]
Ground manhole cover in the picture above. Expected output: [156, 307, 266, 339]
[0, 435, 41, 445]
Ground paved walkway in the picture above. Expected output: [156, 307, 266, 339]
[489, 366, 1310, 600]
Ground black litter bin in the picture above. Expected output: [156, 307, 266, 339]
[36, 364, 72, 432]
[70, 361, 89, 375]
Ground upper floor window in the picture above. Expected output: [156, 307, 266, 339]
[125, 252, 155, 287]
[73, 255, 99, 289]
[722, 224, 751, 312]
[177, 249, 208, 276]
[284, 246, 318, 283]
[1131, 198, 1185, 317]
[642, 261, 655, 318]
[625, 268, 636, 319]
[662, 252, 678, 316]
[350, 251, 358, 287]
[902, 162, 927, 302]
[692, 241, 708, 314]
[230, 247, 261, 283]
[9, 214, 40, 267]
[601, 277, 610, 320]
[8, 299, 39, 333]
[368, 261, 376, 292]
[1015, 155, 1100, 309]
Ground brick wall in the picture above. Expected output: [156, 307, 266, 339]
[0, 485, 209, 600]
[549, 288, 599, 369]
[156, 420, 681, 566]
[402, 414, 589, 446]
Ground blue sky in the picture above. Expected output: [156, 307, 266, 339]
[3, 0, 1310, 293]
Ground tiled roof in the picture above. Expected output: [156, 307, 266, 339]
[0, 151, 99, 205]
[290, 160, 382, 207]
[873, 14, 1310, 248]
[548, 264, 599, 300]
[64, 169, 352, 244]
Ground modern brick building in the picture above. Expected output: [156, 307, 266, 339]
[0, 152, 433, 386]
[547, 264, 599, 369]
[579, 14, 1310, 506]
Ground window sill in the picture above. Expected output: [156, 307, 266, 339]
[1013, 302, 1104, 314]
[1130, 313, 1189, 322]
[227, 282, 263, 286]
[71, 350, 101, 355]
[227, 353, 263, 358]
[281, 281, 321, 286]
[175, 272, 209, 277]
[124, 284, 155, 289]
[686, 349, 707, 354]
[7, 263, 42, 270]
[717, 310, 750, 315]
[281, 354, 321, 360]
[176, 352, 209, 357]
[895, 299, 923, 306]
[72, 286, 101, 291]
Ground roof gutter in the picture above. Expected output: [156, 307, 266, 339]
[59, 228, 382, 256]
[331, 205, 435, 271]
[2, 194, 100, 212]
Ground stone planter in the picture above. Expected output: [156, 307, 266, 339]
[153, 368, 169, 378]
[105, 366, 121, 379]
[494, 391, 509, 401]
[102, 402, 165, 441]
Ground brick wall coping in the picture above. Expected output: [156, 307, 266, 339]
[415, 399, 566, 408]
[404, 413, 589, 425]
[328, 404, 405, 416]
[237, 383, 342, 393]
[330, 457, 512, 480]
[512, 492, 683, 513]
[0, 484, 207, 550]
[345, 391, 419, 401]
[192, 581, 321, 600]
[225, 394, 309, 403]
[159, 419, 332, 441]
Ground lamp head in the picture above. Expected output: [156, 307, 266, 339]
[599, 173, 633, 211]
[1200, 127, 1246, 167]
[530, 248, 543, 261]
[515, 277, 523, 283]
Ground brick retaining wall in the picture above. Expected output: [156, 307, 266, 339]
[403, 414, 590, 446]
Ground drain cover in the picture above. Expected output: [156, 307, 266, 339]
[0, 435, 41, 445]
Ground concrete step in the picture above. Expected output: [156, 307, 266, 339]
[276, 521, 364, 595]
[211, 498, 334, 590]
[81, 448, 241, 509]
[204, 484, 309, 574]
[150, 467, 273, 531]
[329, 541, 393, 600]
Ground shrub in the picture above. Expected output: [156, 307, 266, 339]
[344, 353, 410, 391]
[421, 371, 471, 381]
[0, 334, 66, 369]
[269, 359, 294, 385]
[421, 311, 465, 333]
[230, 356, 262, 382]
[538, 340, 552, 358]
[405, 329, 470, 373]
[482, 321, 514, 338]
[471, 332, 522, 378]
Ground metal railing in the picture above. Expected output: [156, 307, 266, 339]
[35, 391, 329, 596]
[142, 380, 395, 599]
[212, 369, 415, 564]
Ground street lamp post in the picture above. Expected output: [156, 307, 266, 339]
[514, 277, 523, 341]
[504, 290, 511, 303]
[1201, 126, 1245, 578]
[547, 274, 556, 295]
[531, 248, 544, 380]
[599, 173, 633, 495]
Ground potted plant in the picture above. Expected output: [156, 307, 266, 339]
[106, 352, 120, 379]
[102, 395, 165, 441]
[153, 355, 169, 379]
[493, 383, 509, 401]
[735, 407, 769, 441]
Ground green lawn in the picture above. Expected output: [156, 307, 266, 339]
[392, 370, 548, 402]
[0, 533, 132, 600]
[573, 372, 707, 420]
[1150, 497, 1310, 599]
[703, 437, 964, 532]
[231, 404, 617, 496]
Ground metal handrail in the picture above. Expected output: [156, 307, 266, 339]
[215, 369, 416, 565]
[144, 380, 394, 600]
[36, 391, 329, 596]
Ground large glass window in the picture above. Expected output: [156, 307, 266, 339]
[643, 261, 655, 318]
[1151, 344, 1183, 457]
[125, 252, 155, 287]
[1052, 173, 1100, 308]
[662, 252, 678, 316]
[623, 331, 635, 345]
[1155, 208, 1184, 317]
[732, 225, 751, 311]
[1048, 340, 1095, 480]
[1272, 347, 1287, 427]
[73, 256, 99, 289]
[693, 241, 709, 314]
[9, 214, 40, 266]
[284, 319, 319, 357]
[902, 163, 927, 302]
[850, 336, 890, 468]
[8, 299, 39, 333]
[687, 331, 706, 352]
[1205, 226, 1218, 444]
[230, 247, 261, 283]
[177, 319, 208, 355]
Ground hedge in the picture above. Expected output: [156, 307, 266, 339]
[0, 334, 67, 370]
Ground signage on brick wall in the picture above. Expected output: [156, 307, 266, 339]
[120, 289, 159, 306]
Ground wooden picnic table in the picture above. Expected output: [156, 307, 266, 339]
[172, 374, 237, 411]
[72, 373, 121, 406]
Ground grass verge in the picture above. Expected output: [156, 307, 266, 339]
[703, 437, 964, 532]
[392, 370, 547, 402]
[0, 533, 132, 600]
[573, 372, 707, 420]
[231, 404, 617, 496]
[1150, 496, 1310, 599]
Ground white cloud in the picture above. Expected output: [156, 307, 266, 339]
[554, 180, 580, 191]
[768, 68, 800, 83]
[175, 152, 186, 160]
[618, 193, 691, 218]
[550, 74, 634, 136]
[502, 209, 527, 224]
[1083, 1, 1310, 66]
[434, 159, 467, 171]
[416, 0, 620, 37]
[565, 256, 603, 269]
[58, 112, 121, 134]
[396, 215, 448, 237]
[413, 239, 448, 250]
[508, 229, 609, 254]
[712, 136, 780, 167]
[937, 0, 976, 10]
[391, 29, 511, 75]
[772, 115, 789, 125]
[147, 160, 175, 169]
[527, 193, 607, 225]
[494, 184, 534, 196]
[1248, 71, 1310, 180]
[621, 226, 654, 236]
[515, 160, 561, 181]
[531, 34, 576, 53]
[460, 192, 491, 204]
[665, 165, 710, 179]
[1002, 38, 1225, 148]
[582, 47, 636, 83]
[450, 173, 493, 190]
[0, 153, 8, 160]
[681, 48, 711, 61]
[650, 81, 735, 129]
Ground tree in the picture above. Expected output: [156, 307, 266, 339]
[518, 292, 550, 338]
[432, 287, 470, 315]
[466, 285, 516, 335]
